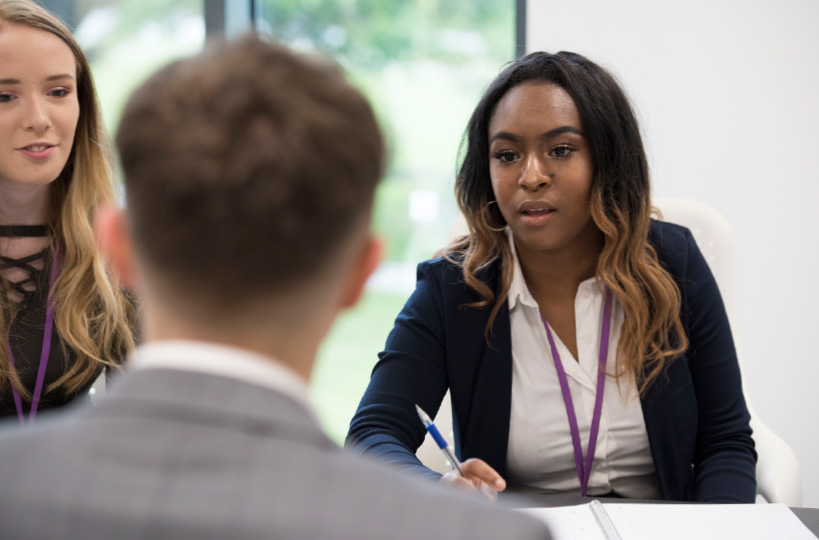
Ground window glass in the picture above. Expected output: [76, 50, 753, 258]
[256, 1, 515, 442]
[70, 0, 205, 137]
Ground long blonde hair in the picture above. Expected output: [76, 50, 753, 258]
[449, 51, 687, 395]
[0, 0, 136, 399]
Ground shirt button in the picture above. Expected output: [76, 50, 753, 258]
[584, 335, 593, 345]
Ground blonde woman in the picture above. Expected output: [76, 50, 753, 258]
[0, 0, 135, 422]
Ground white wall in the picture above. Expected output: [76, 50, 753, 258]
[527, 0, 819, 507]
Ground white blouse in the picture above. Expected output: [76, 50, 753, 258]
[505, 236, 662, 499]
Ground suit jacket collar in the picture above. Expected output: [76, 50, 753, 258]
[93, 369, 335, 452]
[129, 340, 316, 420]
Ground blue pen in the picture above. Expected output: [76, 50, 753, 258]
[415, 404, 465, 477]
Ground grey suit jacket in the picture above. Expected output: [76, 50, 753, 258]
[0, 368, 550, 539]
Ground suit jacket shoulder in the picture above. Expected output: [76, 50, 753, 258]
[0, 368, 550, 539]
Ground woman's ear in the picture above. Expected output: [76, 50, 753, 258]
[94, 205, 136, 290]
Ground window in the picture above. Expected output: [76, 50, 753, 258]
[52, 0, 205, 138]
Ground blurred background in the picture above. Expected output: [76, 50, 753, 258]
[38, 0, 515, 443]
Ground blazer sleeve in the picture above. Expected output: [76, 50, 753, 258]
[345, 261, 450, 482]
[681, 228, 758, 502]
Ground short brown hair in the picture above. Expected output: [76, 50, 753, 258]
[116, 35, 384, 309]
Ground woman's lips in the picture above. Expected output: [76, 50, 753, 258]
[17, 144, 55, 161]
[519, 202, 557, 226]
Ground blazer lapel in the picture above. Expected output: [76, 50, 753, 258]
[458, 260, 515, 479]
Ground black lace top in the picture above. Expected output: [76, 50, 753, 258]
[1, 244, 100, 420]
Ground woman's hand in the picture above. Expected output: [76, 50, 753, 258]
[438, 458, 507, 501]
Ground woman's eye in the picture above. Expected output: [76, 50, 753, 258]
[0, 94, 13, 103]
[550, 145, 574, 158]
[49, 88, 70, 98]
[494, 151, 519, 163]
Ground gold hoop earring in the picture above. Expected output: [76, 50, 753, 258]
[484, 201, 507, 233]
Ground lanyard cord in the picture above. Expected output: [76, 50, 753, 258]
[537, 288, 612, 496]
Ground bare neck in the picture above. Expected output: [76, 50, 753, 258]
[515, 230, 604, 303]
[0, 181, 50, 226]
[144, 322, 320, 383]
[139, 297, 339, 384]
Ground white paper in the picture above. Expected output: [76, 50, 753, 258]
[520, 503, 817, 540]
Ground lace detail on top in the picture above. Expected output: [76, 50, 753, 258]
[1, 248, 48, 308]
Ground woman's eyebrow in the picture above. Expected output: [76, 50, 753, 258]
[0, 74, 74, 84]
[541, 126, 585, 139]
[489, 131, 519, 143]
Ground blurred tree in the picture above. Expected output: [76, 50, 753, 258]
[258, 0, 511, 67]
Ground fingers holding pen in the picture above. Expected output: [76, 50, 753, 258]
[438, 458, 507, 501]
[415, 406, 506, 501]
[464, 458, 507, 491]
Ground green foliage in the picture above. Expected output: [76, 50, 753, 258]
[258, 0, 513, 67]
[82, 0, 512, 264]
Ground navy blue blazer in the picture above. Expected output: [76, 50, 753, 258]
[347, 220, 757, 503]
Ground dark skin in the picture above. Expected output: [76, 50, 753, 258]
[520, 234, 601, 360]
[490, 81, 602, 360]
[442, 81, 604, 498]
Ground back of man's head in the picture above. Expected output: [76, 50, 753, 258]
[115, 35, 384, 318]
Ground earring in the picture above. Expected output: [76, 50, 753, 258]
[483, 201, 507, 233]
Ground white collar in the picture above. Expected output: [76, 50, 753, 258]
[507, 228, 537, 311]
[129, 340, 316, 419]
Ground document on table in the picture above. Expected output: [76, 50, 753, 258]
[520, 502, 817, 540]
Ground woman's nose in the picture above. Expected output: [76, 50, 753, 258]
[519, 154, 551, 191]
[23, 97, 50, 133]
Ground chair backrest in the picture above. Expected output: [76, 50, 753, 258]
[652, 198, 744, 368]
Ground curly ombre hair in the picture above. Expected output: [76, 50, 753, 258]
[0, 0, 136, 398]
[448, 51, 687, 394]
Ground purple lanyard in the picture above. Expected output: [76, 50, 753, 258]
[6, 247, 60, 425]
[537, 288, 612, 496]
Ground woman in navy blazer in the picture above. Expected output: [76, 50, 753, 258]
[346, 52, 756, 503]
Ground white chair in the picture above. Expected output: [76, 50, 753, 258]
[416, 198, 802, 505]
[654, 198, 801, 505]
